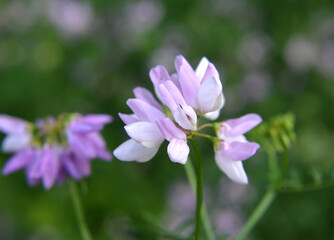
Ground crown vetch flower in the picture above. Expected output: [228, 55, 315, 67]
[0, 113, 112, 189]
[215, 114, 262, 184]
[150, 55, 225, 122]
[113, 87, 190, 164]
[114, 55, 226, 165]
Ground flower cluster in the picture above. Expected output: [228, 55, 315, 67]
[0, 114, 112, 189]
[114, 55, 262, 184]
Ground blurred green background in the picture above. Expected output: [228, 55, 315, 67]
[1, 0, 334, 239]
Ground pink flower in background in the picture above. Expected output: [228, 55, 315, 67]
[0, 113, 112, 189]
[215, 114, 262, 184]
[0, 115, 32, 153]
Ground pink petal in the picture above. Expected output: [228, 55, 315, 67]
[170, 73, 181, 90]
[178, 65, 200, 108]
[86, 132, 112, 161]
[0, 114, 28, 134]
[133, 87, 163, 111]
[221, 142, 260, 161]
[215, 149, 248, 185]
[223, 114, 262, 136]
[2, 148, 35, 175]
[40, 146, 60, 190]
[67, 132, 96, 159]
[158, 80, 186, 112]
[126, 98, 165, 122]
[119, 113, 139, 125]
[62, 151, 91, 179]
[200, 63, 220, 85]
[175, 55, 200, 108]
[167, 138, 189, 164]
[156, 118, 186, 141]
[149, 65, 170, 85]
[82, 114, 113, 126]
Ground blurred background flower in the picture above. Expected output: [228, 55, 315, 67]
[0, 0, 334, 239]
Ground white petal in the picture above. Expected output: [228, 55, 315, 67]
[124, 121, 164, 148]
[2, 133, 31, 153]
[195, 57, 210, 80]
[215, 150, 248, 184]
[198, 76, 224, 113]
[167, 138, 189, 164]
[204, 110, 220, 120]
[173, 105, 197, 130]
[113, 139, 160, 162]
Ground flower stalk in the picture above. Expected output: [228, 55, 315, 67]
[69, 180, 93, 240]
[185, 159, 215, 240]
[190, 138, 203, 240]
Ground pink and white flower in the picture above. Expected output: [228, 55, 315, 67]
[113, 87, 190, 164]
[215, 114, 262, 184]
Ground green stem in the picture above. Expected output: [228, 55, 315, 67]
[280, 149, 289, 184]
[234, 188, 276, 240]
[69, 180, 93, 240]
[185, 160, 215, 240]
[190, 138, 203, 240]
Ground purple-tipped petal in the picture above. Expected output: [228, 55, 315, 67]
[200, 63, 220, 84]
[113, 139, 160, 162]
[158, 81, 186, 112]
[127, 98, 165, 122]
[215, 149, 248, 185]
[133, 87, 163, 111]
[173, 104, 197, 130]
[124, 121, 164, 148]
[178, 65, 200, 108]
[197, 76, 224, 113]
[223, 114, 262, 137]
[170, 73, 181, 90]
[2, 148, 35, 175]
[0, 114, 28, 134]
[119, 113, 139, 125]
[2, 133, 31, 153]
[175, 55, 193, 73]
[167, 138, 189, 164]
[149, 65, 170, 87]
[40, 146, 60, 190]
[156, 118, 186, 141]
[221, 142, 260, 161]
[158, 84, 178, 112]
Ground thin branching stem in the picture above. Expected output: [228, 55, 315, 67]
[234, 187, 276, 240]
